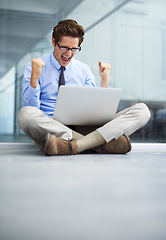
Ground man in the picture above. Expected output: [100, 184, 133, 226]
[17, 19, 151, 155]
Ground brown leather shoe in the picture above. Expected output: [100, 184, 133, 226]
[44, 134, 78, 156]
[95, 134, 131, 154]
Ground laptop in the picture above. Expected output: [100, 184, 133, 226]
[53, 86, 122, 125]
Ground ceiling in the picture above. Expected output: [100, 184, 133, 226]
[0, 0, 83, 79]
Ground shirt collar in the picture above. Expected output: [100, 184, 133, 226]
[50, 52, 61, 70]
[50, 52, 73, 71]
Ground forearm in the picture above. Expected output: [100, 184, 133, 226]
[100, 77, 109, 88]
[30, 76, 39, 89]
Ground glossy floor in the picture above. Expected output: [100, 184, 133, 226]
[0, 142, 166, 240]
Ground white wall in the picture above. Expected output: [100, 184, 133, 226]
[70, 0, 166, 102]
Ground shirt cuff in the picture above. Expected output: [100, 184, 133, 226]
[29, 84, 40, 97]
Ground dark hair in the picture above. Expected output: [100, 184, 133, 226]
[52, 19, 84, 46]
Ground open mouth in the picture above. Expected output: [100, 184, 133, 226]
[61, 55, 71, 64]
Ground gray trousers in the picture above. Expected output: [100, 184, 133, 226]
[17, 103, 151, 151]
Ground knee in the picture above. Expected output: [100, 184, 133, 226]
[17, 107, 31, 128]
[17, 106, 42, 128]
[135, 103, 151, 126]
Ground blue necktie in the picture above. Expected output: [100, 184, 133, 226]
[59, 66, 65, 88]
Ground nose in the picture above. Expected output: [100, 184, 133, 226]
[64, 49, 72, 57]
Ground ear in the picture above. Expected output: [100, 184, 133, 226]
[52, 37, 56, 47]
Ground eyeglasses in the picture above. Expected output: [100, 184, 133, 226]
[55, 40, 81, 53]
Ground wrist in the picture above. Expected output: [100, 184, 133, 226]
[30, 76, 39, 88]
[101, 78, 109, 88]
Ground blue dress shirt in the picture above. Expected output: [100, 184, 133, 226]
[22, 53, 96, 117]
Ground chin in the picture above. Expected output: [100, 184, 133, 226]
[61, 61, 70, 66]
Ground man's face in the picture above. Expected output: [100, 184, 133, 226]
[52, 36, 80, 67]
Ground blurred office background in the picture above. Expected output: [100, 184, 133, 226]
[0, 0, 166, 142]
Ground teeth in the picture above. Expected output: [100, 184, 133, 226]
[62, 56, 70, 60]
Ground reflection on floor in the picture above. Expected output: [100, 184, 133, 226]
[0, 142, 166, 240]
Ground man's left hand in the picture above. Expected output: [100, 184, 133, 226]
[99, 61, 111, 88]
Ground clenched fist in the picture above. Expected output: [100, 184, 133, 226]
[30, 58, 45, 88]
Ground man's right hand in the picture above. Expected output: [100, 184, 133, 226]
[30, 58, 45, 88]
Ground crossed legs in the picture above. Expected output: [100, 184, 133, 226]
[17, 103, 151, 155]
